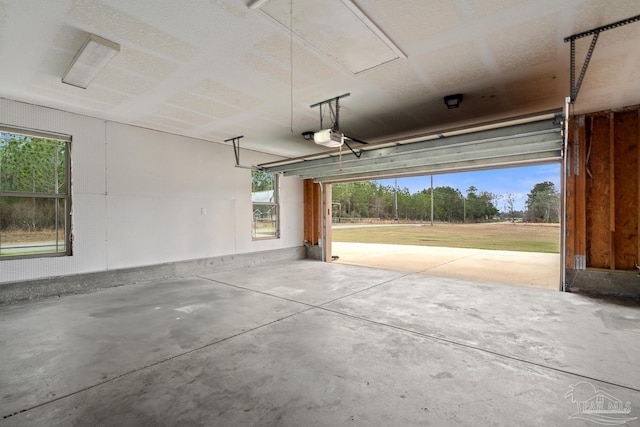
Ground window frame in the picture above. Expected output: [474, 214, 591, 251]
[251, 170, 280, 240]
[0, 125, 72, 259]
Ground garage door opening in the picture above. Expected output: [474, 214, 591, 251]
[330, 164, 561, 290]
[259, 112, 565, 289]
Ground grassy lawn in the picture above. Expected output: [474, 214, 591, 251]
[332, 222, 560, 253]
[1, 229, 64, 243]
[0, 229, 66, 257]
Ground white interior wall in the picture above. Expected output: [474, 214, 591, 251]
[0, 98, 304, 283]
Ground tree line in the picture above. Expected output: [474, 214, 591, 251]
[332, 179, 559, 223]
[0, 133, 67, 231]
[524, 181, 560, 223]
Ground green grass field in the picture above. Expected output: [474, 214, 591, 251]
[332, 222, 560, 253]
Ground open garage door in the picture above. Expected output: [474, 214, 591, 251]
[259, 113, 563, 182]
[259, 112, 565, 289]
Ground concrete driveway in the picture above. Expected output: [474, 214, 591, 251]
[332, 242, 561, 290]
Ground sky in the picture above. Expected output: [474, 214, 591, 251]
[375, 163, 561, 212]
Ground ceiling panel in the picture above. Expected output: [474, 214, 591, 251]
[68, 0, 198, 61]
[0, 0, 638, 159]
[419, 42, 492, 90]
[365, 62, 431, 104]
[470, 0, 528, 17]
[362, 0, 461, 45]
[165, 94, 230, 119]
[156, 105, 214, 126]
[486, 14, 559, 71]
[260, 0, 405, 74]
[505, 75, 559, 104]
[114, 48, 179, 81]
[192, 80, 264, 110]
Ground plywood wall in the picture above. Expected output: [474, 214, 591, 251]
[566, 106, 639, 272]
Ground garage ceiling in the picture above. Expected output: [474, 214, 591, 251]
[0, 0, 639, 159]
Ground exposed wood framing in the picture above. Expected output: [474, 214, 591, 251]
[303, 179, 321, 245]
[569, 105, 640, 273]
[586, 114, 611, 268]
[566, 115, 588, 270]
[576, 116, 587, 268]
[609, 113, 616, 270]
[565, 118, 576, 269]
[613, 110, 639, 270]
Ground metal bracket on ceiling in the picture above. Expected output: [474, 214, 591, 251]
[226, 135, 255, 170]
[226, 135, 243, 166]
[564, 14, 640, 104]
[310, 93, 350, 130]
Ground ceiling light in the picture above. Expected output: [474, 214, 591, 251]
[62, 34, 120, 89]
[248, 0, 271, 9]
[444, 94, 463, 109]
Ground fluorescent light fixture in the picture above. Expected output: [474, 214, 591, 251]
[62, 34, 120, 89]
[248, 0, 271, 10]
[314, 129, 344, 148]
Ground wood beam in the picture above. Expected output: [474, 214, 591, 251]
[576, 116, 587, 268]
[612, 109, 639, 270]
[565, 117, 576, 269]
[609, 113, 616, 270]
[303, 179, 321, 245]
[585, 114, 610, 268]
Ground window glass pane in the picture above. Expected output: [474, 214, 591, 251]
[252, 204, 278, 239]
[0, 133, 66, 194]
[251, 170, 279, 240]
[251, 170, 275, 197]
[1, 128, 70, 259]
[0, 196, 67, 257]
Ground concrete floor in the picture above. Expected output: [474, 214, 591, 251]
[333, 242, 560, 290]
[1, 260, 639, 426]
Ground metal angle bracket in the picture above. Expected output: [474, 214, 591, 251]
[564, 14, 640, 104]
[310, 93, 350, 130]
[226, 135, 254, 169]
[343, 139, 363, 158]
[568, 32, 599, 104]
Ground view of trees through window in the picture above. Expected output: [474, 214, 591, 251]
[0, 130, 70, 257]
[332, 179, 560, 223]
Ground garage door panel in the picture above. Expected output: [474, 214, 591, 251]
[260, 113, 563, 182]
[282, 134, 560, 180]
[314, 153, 561, 182]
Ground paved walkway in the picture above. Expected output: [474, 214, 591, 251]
[332, 242, 561, 290]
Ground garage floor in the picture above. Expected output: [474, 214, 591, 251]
[1, 260, 639, 426]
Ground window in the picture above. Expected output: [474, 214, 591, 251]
[0, 127, 71, 258]
[251, 170, 279, 239]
